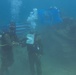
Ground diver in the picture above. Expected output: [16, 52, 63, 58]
[0, 22, 19, 75]
[0, 30, 14, 75]
[9, 22, 19, 42]
[21, 31, 43, 75]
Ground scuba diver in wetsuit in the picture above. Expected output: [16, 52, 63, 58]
[21, 31, 43, 75]
[0, 22, 19, 75]
[9, 22, 19, 42]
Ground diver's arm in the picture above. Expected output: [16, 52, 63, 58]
[20, 37, 28, 47]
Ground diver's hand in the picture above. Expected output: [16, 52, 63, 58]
[12, 41, 19, 46]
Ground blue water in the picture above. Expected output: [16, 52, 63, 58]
[0, 0, 76, 75]
[0, 0, 76, 24]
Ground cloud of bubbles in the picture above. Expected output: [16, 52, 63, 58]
[10, 0, 22, 22]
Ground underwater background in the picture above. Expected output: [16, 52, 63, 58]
[0, 0, 76, 75]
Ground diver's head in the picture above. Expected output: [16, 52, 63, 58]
[9, 22, 16, 33]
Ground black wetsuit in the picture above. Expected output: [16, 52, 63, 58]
[27, 38, 43, 75]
